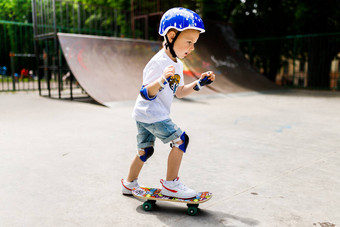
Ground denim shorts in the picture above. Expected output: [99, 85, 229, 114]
[136, 119, 183, 149]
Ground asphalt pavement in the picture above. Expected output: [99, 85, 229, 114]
[0, 90, 339, 227]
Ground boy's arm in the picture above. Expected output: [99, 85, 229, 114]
[175, 80, 200, 98]
[175, 71, 215, 99]
[143, 65, 175, 99]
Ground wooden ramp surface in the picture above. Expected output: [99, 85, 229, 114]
[58, 27, 276, 106]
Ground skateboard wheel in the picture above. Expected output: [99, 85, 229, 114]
[187, 206, 198, 216]
[143, 201, 153, 211]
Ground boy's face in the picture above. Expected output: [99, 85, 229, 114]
[170, 29, 200, 59]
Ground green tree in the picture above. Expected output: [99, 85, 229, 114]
[0, 0, 32, 22]
[223, 0, 340, 87]
[292, 0, 340, 87]
[76, 0, 131, 37]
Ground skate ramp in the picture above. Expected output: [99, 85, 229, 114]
[58, 27, 276, 106]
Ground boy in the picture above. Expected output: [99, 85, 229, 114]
[122, 7, 215, 199]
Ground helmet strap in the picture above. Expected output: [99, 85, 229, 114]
[165, 31, 181, 59]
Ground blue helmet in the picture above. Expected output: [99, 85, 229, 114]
[159, 7, 205, 36]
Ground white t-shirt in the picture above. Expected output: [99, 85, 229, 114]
[132, 48, 184, 123]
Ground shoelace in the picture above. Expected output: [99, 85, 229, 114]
[161, 178, 190, 192]
[175, 181, 189, 191]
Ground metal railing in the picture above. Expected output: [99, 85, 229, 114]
[31, 0, 130, 99]
[0, 21, 37, 92]
[1, 0, 129, 93]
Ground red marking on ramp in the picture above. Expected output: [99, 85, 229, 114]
[77, 49, 87, 70]
[183, 70, 196, 78]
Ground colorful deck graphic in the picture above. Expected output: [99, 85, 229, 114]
[132, 187, 212, 204]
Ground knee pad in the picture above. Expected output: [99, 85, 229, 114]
[170, 131, 189, 153]
[137, 147, 154, 162]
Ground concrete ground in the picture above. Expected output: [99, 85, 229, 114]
[0, 89, 339, 227]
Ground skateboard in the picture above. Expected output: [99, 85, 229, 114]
[132, 187, 212, 216]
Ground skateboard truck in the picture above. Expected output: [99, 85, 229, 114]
[133, 187, 212, 216]
[143, 200, 199, 216]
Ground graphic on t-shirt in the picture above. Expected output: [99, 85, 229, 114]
[169, 74, 181, 94]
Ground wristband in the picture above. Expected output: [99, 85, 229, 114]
[158, 76, 168, 88]
[193, 80, 201, 91]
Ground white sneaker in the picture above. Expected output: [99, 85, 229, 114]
[121, 179, 140, 195]
[160, 177, 197, 199]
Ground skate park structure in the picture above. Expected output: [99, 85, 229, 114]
[57, 22, 277, 106]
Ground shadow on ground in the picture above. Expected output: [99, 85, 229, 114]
[135, 203, 259, 227]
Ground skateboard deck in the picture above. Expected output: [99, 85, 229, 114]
[132, 187, 212, 216]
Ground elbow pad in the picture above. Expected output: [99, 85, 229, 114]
[140, 85, 157, 101]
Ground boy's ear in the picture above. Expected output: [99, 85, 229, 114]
[167, 31, 177, 42]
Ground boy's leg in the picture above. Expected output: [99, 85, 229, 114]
[162, 135, 196, 199]
[122, 154, 143, 195]
[122, 148, 152, 195]
[166, 142, 183, 181]
[125, 122, 155, 182]
[127, 155, 144, 182]
[150, 119, 195, 198]
[150, 119, 187, 181]
[127, 151, 145, 182]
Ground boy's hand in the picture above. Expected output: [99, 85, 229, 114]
[158, 65, 175, 90]
[193, 71, 215, 91]
[200, 71, 215, 82]
[163, 65, 175, 79]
